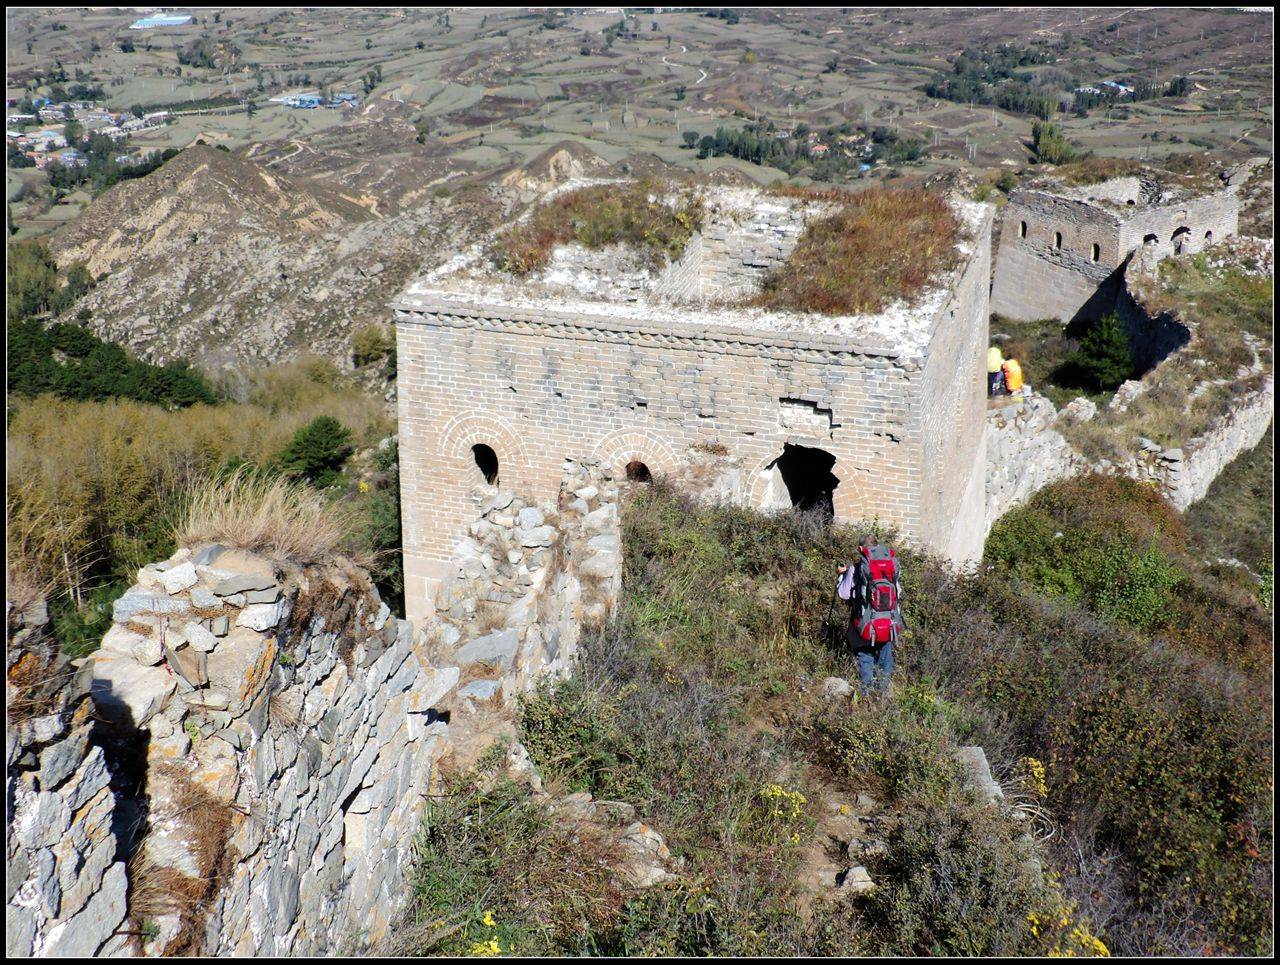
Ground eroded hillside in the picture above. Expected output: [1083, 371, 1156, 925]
[46, 145, 506, 369]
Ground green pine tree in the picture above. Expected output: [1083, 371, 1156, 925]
[1068, 312, 1134, 391]
[275, 416, 353, 488]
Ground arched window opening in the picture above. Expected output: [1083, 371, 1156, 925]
[1053, 230, 1063, 249]
[768, 443, 839, 520]
[1204, 229, 1214, 245]
[472, 444, 499, 485]
[1019, 220, 1028, 239]
[625, 460, 652, 483]
[1171, 226, 1190, 255]
[1126, 199, 1136, 206]
[1091, 243, 1101, 262]
[1143, 233, 1159, 246]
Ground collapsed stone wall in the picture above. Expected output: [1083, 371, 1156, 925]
[427, 457, 622, 711]
[7, 547, 453, 957]
[984, 394, 1089, 540]
[91, 546, 456, 956]
[7, 599, 128, 958]
[7, 461, 624, 959]
[542, 235, 704, 304]
[699, 197, 810, 300]
[1117, 375, 1274, 512]
[525, 186, 816, 307]
[1113, 261, 1193, 374]
[984, 372, 1274, 532]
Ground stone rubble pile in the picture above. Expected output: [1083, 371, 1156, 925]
[431, 457, 622, 711]
[7, 598, 127, 958]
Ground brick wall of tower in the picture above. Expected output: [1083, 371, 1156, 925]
[918, 203, 993, 563]
[394, 208, 993, 623]
[394, 312, 933, 622]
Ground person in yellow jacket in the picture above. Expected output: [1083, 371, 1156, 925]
[987, 346, 1005, 396]
[1002, 357, 1024, 394]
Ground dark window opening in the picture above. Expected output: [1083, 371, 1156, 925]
[1126, 199, 1136, 206]
[1204, 230, 1214, 244]
[1171, 226, 1190, 254]
[1091, 243, 1101, 262]
[1019, 220, 1027, 239]
[1053, 230, 1063, 249]
[472, 444, 499, 485]
[1143, 233, 1159, 245]
[770, 443, 839, 519]
[625, 460, 652, 483]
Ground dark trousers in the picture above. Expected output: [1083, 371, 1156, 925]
[988, 371, 1005, 396]
[854, 639, 894, 692]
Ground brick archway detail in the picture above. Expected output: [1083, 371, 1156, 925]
[592, 428, 680, 477]
[439, 413, 530, 472]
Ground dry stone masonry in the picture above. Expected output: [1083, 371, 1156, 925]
[394, 182, 993, 622]
[89, 545, 455, 956]
[8, 601, 127, 958]
[7, 458, 624, 958]
[984, 393, 1089, 539]
[1118, 375, 1274, 511]
[985, 372, 1274, 531]
[427, 457, 622, 711]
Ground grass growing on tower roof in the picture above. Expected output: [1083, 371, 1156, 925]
[489, 179, 704, 277]
[751, 187, 962, 316]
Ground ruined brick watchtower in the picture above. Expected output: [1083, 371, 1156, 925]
[393, 183, 993, 622]
[991, 166, 1239, 324]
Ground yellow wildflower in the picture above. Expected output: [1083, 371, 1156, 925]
[467, 937, 502, 956]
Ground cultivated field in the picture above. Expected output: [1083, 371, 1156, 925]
[6, 7, 1273, 234]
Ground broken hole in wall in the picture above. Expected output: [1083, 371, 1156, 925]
[472, 444, 499, 486]
[765, 443, 839, 519]
[779, 397, 836, 437]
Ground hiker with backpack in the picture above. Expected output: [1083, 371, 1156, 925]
[836, 535, 904, 693]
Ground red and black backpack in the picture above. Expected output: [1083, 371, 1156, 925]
[853, 544, 900, 646]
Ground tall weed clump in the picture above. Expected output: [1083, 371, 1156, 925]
[489, 179, 704, 276]
[174, 466, 363, 566]
[8, 358, 393, 652]
[753, 188, 960, 316]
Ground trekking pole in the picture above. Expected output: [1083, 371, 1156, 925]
[825, 585, 838, 647]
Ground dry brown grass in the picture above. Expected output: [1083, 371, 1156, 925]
[472, 600, 509, 634]
[1052, 157, 1146, 186]
[752, 187, 961, 316]
[1051, 156, 1221, 193]
[174, 467, 364, 566]
[5, 649, 73, 726]
[5, 564, 49, 625]
[268, 688, 301, 730]
[126, 850, 206, 934]
[135, 766, 240, 956]
[489, 178, 704, 276]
